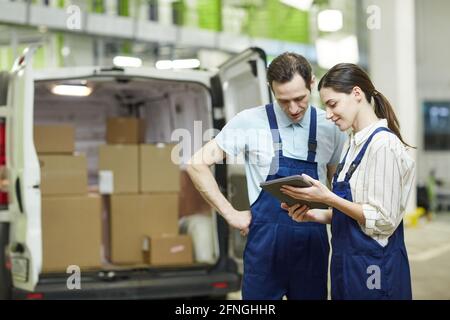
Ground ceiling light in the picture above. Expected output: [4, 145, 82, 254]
[172, 59, 200, 69]
[155, 60, 173, 70]
[316, 35, 359, 69]
[51, 85, 92, 97]
[318, 9, 343, 32]
[113, 56, 142, 68]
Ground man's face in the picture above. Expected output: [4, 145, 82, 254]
[272, 73, 312, 123]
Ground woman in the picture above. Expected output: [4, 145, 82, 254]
[280, 63, 415, 300]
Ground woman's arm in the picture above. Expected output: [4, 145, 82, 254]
[326, 193, 365, 225]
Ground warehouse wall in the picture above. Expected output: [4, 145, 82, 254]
[415, 0, 450, 184]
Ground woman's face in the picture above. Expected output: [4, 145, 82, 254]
[320, 87, 360, 131]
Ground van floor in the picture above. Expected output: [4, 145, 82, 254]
[226, 212, 450, 300]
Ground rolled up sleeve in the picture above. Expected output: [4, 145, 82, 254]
[359, 144, 410, 238]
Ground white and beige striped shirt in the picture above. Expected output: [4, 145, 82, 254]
[334, 119, 415, 247]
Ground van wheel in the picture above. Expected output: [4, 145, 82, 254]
[0, 223, 12, 300]
[0, 72, 9, 106]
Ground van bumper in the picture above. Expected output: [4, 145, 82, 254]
[12, 270, 241, 300]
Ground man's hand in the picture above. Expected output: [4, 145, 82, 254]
[224, 209, 252, 236]
[281, 202, 315, 222]
[281, 203, 332, 224]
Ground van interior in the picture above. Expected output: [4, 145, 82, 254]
[33, 76, 221, 274]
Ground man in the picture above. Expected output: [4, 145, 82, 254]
[187, 52, 347, 300]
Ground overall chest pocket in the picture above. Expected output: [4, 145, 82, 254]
[342, 253, 387, 300]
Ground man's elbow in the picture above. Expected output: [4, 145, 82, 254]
[186, 160, 208, 178]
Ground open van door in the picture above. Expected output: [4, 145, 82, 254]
[214, 47, 271, 121]
[211, 47, 271, 266]
[6, 46, 41, 292]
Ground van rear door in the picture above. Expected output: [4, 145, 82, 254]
[214, 47, 271, 120]
[6, 46, 42, 292]
[211, 47, 271, 263]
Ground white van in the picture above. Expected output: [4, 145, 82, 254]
[0, 46, 271, 299]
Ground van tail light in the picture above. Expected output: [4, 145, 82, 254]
[5, 256, 11, 270]
[0, 118, 7, 205]
[26, 293, 44, 300]
[212, 282, 228, 289]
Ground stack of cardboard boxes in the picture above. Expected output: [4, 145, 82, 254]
[99, 117, 193, 267]
[35, 125, 102, 272]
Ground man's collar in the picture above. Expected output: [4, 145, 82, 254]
[273, 102, 310, 128]
[298, 105, 311, 128]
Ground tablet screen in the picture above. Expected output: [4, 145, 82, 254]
[260, 175, 328, 209]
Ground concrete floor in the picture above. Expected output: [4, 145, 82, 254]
[227, 212, 450, 300]
[406, 212, 450, 299]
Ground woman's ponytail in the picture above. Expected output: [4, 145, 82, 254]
[372, 91, 414, 148]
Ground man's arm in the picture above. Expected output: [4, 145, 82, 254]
[326, 164, 337, 187]
[186, 139, 251, 233]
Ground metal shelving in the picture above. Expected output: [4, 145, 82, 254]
[0, 1, 316, 60]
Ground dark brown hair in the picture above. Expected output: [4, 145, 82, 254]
[318, 63, 413, 148]
[267, 52, 313, 91]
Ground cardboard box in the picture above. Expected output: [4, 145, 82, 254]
[39, 155, 88, 196]
[179, 171, 211, 217]
[140, 144, 180, 193]
[109, 193, 179, 264]
[41, 195, 102, 272]
[98, 145, 139, 194]
[34, 125, 75, 154]
[149, 235, 193, 266]
[106, 117, 146, 144]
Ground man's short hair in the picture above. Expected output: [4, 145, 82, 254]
[267, 52, 313, 91]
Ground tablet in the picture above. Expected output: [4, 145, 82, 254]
[260, 175, 329, 209]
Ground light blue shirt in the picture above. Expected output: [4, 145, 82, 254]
[215, 102, 347, 205]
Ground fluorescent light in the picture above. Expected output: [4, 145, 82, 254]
[155, 59, 200, 70]
[316, 35, 359, 69]
[51, 85, 92, 97]
[280, 0, 314, 11]
[318, 9, 343, 32]
[172, 59, 200, 69]
[155, 60, 173, 70]
[113, 56, 142, 68]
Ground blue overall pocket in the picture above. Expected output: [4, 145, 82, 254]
[343, 254, 387, 300]
[243, 223, 276, 276]
[383, 248, 412, 299]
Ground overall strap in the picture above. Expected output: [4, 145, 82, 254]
[344, 127, 393, 182]
[265, 103, 283, 157]
[333, 146, 350, 183]
[307, 106, 318, 162]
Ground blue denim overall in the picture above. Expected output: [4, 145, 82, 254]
[331, 127, 412, 300]
[242, 104, 329, 300]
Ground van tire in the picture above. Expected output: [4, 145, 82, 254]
[0, 223, 12, 300]
[0, 72, 9, 106]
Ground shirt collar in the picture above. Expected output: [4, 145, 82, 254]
[351, 118, 388, 146]
[273, 102, 310, 128]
